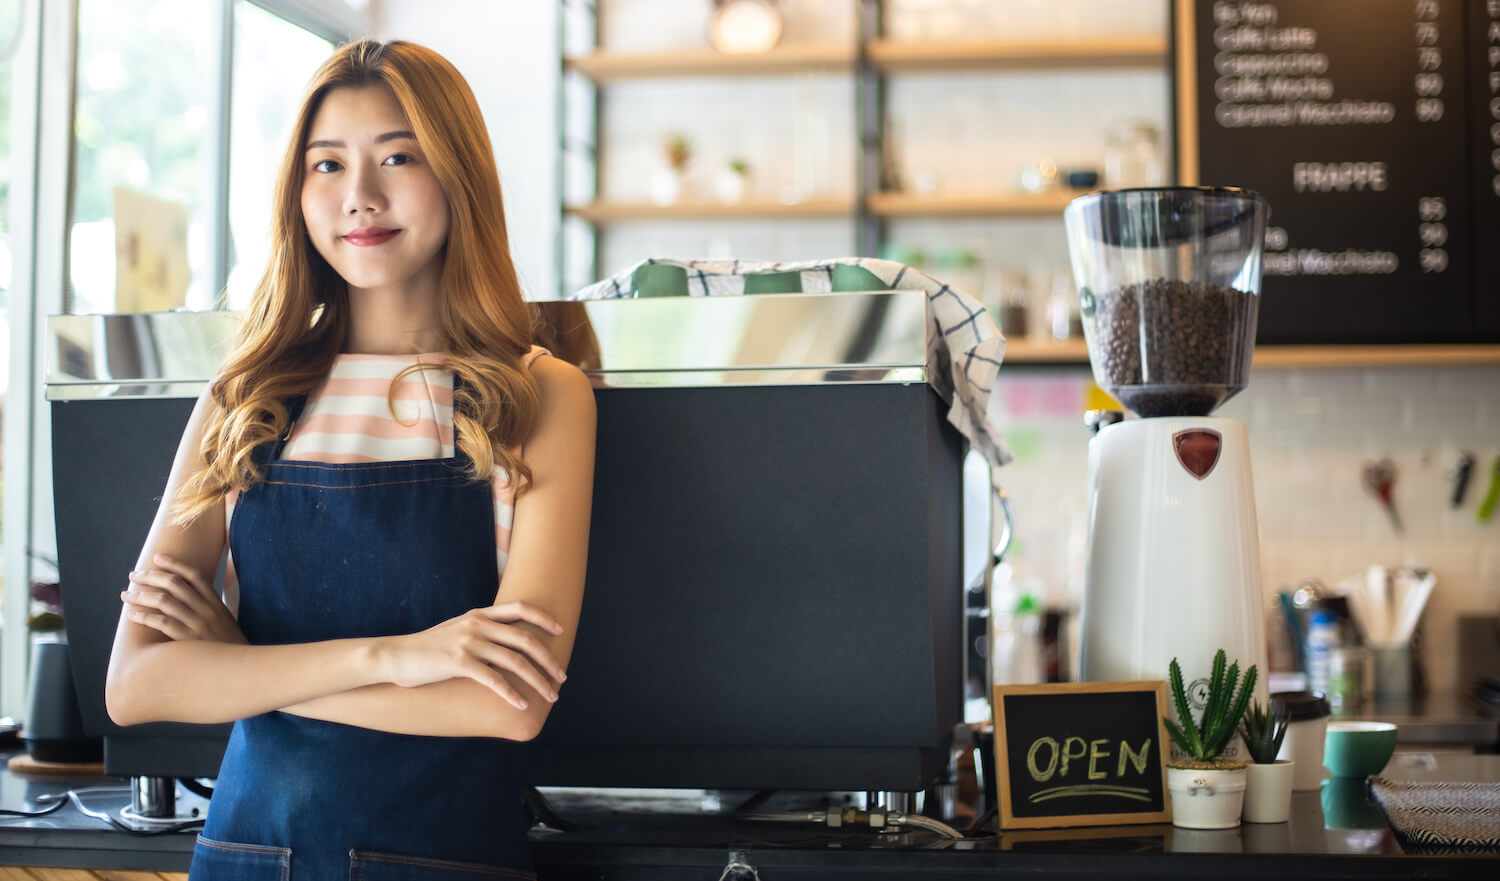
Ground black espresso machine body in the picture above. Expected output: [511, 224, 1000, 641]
[46, 292, 965, 793]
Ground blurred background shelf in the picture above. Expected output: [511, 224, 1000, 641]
[564, 44, 856, 81]
[1251, 345, 1500, 368]
[567, 198, 855, 222]
[865, 36, 1168, 72]
[867, 190, 1085, 217]
[1000, 340, 1500, 367]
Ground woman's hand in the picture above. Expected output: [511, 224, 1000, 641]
[122, 554, 246, 644]
[378, 603, 568, 711]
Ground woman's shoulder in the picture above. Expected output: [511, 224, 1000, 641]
[527, 349, 595, 430]
[529, 349, 591, 401]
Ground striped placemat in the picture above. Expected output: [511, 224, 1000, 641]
[1369, 775, 1500, 850]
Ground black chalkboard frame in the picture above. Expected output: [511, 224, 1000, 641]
[993, 680, 1173, 830]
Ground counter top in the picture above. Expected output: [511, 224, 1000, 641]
[1, 751, 1496, 879]
[1346, 691, 1500, 747]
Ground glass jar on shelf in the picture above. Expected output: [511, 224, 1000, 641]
[1102, 120, 1166, 189]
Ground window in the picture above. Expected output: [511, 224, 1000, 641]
[226, 2, 336, 309]
[2, 0, 364, 719]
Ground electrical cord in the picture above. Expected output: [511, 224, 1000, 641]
[0, 798, 67, 818]
[740, 808, 964, 840]
[179, 777, 216, 800]
[29, 787, 204, 836]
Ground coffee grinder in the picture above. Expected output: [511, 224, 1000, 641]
[1065, 187, 1270, 752]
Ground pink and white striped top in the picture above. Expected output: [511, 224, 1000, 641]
[225, 346, 547, 590]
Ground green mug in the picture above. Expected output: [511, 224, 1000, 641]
[1322, 721, 1397, 778]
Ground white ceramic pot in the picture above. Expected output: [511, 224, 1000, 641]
[1243, 759, 1295, 823]
[650, 168, 684, 205]
[715, 168, 748, 203]
[1167, 764, 1247, 829]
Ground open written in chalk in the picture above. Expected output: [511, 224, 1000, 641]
[993, 681, 1172, 829]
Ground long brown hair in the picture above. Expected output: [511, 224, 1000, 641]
[176, 39, 537, 522]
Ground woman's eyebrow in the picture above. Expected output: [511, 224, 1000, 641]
[305, 130, 418, 151]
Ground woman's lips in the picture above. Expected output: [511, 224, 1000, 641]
[343, 228, 400, 246]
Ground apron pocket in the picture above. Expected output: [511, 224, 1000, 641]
[349, 850, 535, 881]
[191, 835, 291, 881]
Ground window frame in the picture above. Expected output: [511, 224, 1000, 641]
[0, 0, 367, 718]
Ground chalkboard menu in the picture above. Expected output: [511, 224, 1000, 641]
[993, 681, 1172, 829]
[1179, 0, 1499, 343]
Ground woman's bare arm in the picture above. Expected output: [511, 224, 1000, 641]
[107, 373, 588, 740]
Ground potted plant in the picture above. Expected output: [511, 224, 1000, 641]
[1163, 649, 1257, 829]
[650, 133, 693, 205]
[715, 157, 751, 204]
[1239, 699, 1293, 823]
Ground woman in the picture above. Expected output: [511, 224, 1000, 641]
[105, 39, 595, 880]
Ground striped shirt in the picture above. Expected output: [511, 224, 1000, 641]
[225, 346, 546, 599]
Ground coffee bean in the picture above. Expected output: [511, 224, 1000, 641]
[1089, 279, 1256, 417]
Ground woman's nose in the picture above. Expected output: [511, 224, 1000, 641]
[343, 165, 385, 214]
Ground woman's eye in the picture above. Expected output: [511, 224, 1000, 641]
[312, 159, 341, 173]
[383, 153, 414, 167]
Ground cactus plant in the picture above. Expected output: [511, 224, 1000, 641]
[1238, 699, 1289, 764]
[1164, 649, 1258, 764]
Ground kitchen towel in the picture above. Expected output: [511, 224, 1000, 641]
[569, 257, 1014, 482]
[1368, 775, 1500, 850]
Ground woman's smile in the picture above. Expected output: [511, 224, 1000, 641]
[343, 226, 401, 246]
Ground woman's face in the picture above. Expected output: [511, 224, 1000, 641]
[300, 85, 451, 299]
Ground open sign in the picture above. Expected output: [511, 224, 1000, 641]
[993, 681, 1173, 829]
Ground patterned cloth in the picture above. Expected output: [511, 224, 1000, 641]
[1369, 775, 1500, 850]
[569, 257, 1014, 482]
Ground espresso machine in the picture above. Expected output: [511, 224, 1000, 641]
[1066, 188, 1270, 755]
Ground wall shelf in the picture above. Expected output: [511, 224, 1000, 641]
[563, 44, 856, 81]
[865, 36, 1168, 72]
[1251, 345, 1500, 369]
[868, 190, 1086, 217]
[999, 340, 1500, 367]
[567, 198, 854, 222]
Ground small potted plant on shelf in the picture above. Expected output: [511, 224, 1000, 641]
[650, 132, 693, 205]
[715, 157, 751, 204]
[1238, 699, 1293, 823]
[1163, 649, 1258, 829]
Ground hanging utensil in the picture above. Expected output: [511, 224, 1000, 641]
[1451, 451, 1476, 509]
[1361, 458, 1403, 534]
[1478, 455, 1500, 524]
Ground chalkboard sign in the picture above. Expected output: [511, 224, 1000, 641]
[993, 681, 1172, 829]
[1176, 0, 1499, 343]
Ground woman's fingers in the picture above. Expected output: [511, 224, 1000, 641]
[485, 601, 565, 636]
[465, 639, 559, 703]
[149, 554, 219, 604]
[472, 618, 567, 685]
[127, 571, 213, 622]
[456, 656, 529, 710]
[124, 606, 194, 641]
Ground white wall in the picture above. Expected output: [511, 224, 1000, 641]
[372, 0, 559, 300]
[992, 363, 1500, 695]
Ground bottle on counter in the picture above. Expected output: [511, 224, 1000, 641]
[1305, 608, 1341, 699]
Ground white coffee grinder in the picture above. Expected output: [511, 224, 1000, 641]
[1065, 187, 1270, 753]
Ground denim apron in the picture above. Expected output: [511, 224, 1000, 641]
[190, 393, 535, 881]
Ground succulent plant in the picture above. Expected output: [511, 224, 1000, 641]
[1164, 649, 1258, 763]
[1238, 699, 1289, 764]
[663, 133, 692, 170]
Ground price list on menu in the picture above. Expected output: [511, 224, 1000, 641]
[1472, 0, 1500, 331]
[1188, 0, 1489, 343]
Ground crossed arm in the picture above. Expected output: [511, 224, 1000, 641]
[104, 356, 596, 741]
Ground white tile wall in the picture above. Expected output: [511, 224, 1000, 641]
[992, 363, 1500, 693]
